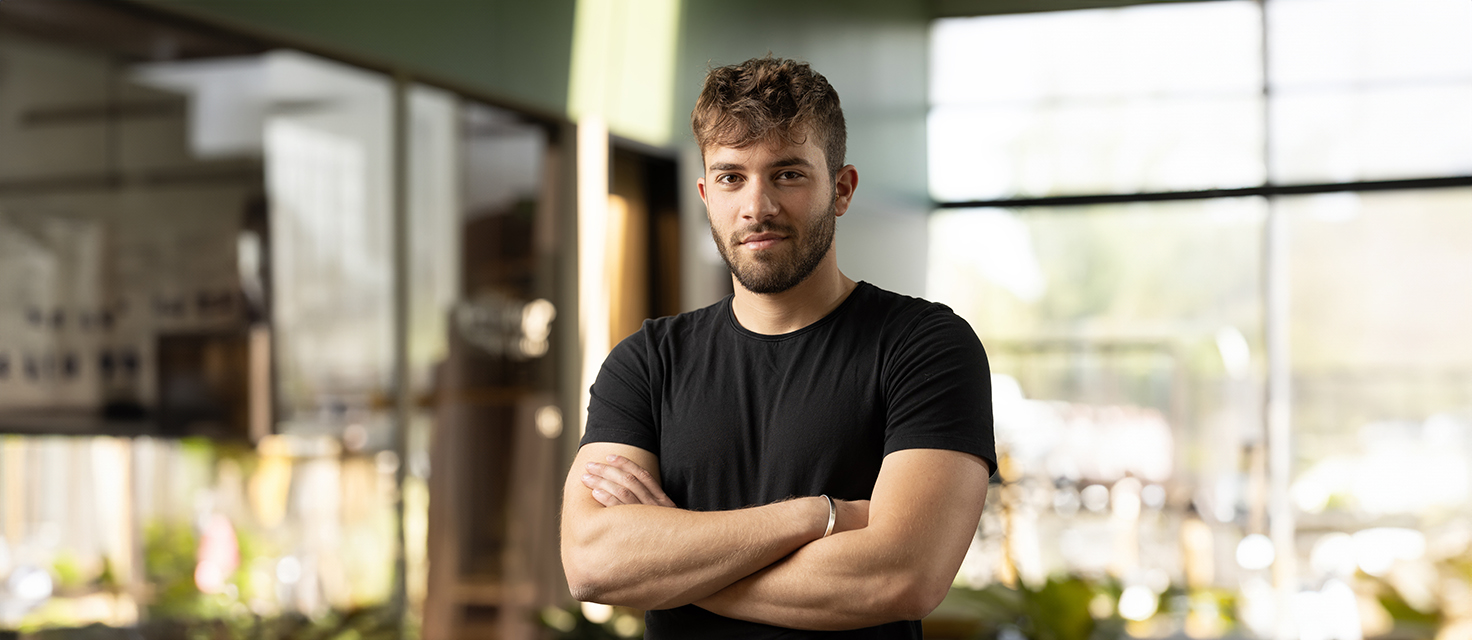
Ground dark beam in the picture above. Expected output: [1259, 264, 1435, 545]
[936, 176, 1472, 210]
[930, 0, 1228, 19]
[0, 165, 262, 196]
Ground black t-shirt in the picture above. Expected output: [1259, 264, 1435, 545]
[582, 282, 996, 639]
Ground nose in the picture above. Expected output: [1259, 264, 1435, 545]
[740, 178, 780, 222]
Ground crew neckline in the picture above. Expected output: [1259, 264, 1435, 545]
[723, 281, 871, 342]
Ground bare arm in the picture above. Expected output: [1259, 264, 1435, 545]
[694, 448, 990, 630]
[559, 441, 865, 610]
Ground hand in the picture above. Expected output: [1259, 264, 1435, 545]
[582, 455, 678, 508]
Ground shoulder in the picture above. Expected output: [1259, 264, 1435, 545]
[851, 283, 980, 346]
[608, 295, 731, 361]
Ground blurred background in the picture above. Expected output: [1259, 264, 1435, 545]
[0, 0, 1469, 639]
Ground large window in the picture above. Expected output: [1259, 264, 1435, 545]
[928, 1, 1472, 636]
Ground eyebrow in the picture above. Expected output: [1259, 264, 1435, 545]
[707, 156, 816, 173]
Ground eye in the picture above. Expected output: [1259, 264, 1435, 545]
[716, 173, 742, 184]
[776, 170, 804, 181]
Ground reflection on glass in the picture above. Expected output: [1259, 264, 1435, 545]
[929, 97, 1264, 200]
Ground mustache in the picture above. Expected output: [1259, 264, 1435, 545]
[728, 221, 796, 245]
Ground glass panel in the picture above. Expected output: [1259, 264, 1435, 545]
[1271, 82, 1472, 184]
[407, 86, 461, 395]
[421, 100, 562, 637]
[261, 52, 395, 426]
[1268, 0, 1472, 182]
[932, 2, 1261, 104]
[1284, 187, 1472, 524]
[928, 198, 1266, 587]
[402, 83, 459, 620]
[929, 97, 1264, 201]
[929, 2, 1263, 200]
[929, 198, 1265, 347]
[1269, 0, 1472, 89]
[0, 32, 264, 436]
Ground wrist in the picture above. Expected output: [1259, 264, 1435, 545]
[819, 494, 836, 538]
[799, 496, 829, 540]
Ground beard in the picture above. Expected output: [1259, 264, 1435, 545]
[711, 201, 836, 295]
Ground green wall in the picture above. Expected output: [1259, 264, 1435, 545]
[137, 0, 577, 117]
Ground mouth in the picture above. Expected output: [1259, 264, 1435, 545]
[739, 232, 786, 250]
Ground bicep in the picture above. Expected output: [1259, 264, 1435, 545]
[562, 442, 662, 516]
[867, 448, 991, 575]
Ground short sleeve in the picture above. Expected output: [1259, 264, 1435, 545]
[881, 307, 997, 477]
[581, 325, 661, 456]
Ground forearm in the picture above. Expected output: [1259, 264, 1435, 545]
[697, 449, 991, 630]
[694, 525, 950, 630]
[561, 494, 827, 610]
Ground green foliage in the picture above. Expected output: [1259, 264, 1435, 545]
[97, 557, 121, 592]
[51, 552, 89, 592]
[1376, 591, 1441, 627]
[944, 577, 1123, 640]
[538, 604, 645, 639]
[141, 513, 283, 620]
[143, 519, 207, 619]
[25, 607, 406, 640]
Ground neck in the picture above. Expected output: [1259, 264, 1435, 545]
[730, 253, 857, 335]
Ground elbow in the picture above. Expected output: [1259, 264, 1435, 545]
[565, 576, 666, 611]
[562, 546, 664, 610]
[886, 571, 952, 621]
[564, 562, 620, 605]
[564, 567, 601, 604]
[562, 544, 613, 604]
[561, 534, 606, 602]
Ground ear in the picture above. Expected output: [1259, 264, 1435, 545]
[832, 164, 858, 217]
[697, 176, 709, 206]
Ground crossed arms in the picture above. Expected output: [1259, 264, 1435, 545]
[558, 441, 991, 630]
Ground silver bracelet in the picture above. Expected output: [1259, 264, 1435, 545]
[820, 494, 836, 538]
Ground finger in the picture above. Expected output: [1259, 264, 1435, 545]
[582, 473, 633, 506]
[589, 487, 621, 508]
[591, 461, 674, 506]
[602, 455, 677, 507]
[581, 468, 646, 505]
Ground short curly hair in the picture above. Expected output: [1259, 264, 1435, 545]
[691, 56, 847, 178]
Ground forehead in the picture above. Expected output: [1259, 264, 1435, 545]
[702, 132, 827, 172]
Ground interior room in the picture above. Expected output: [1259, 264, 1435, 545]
[0, 0, 1469, 638]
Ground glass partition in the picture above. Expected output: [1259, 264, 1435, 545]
[0, 4, 566, 636]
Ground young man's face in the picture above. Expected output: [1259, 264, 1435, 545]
[697, 131, 855, 295]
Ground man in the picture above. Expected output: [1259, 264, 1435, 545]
[560, 56, 995, 638]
